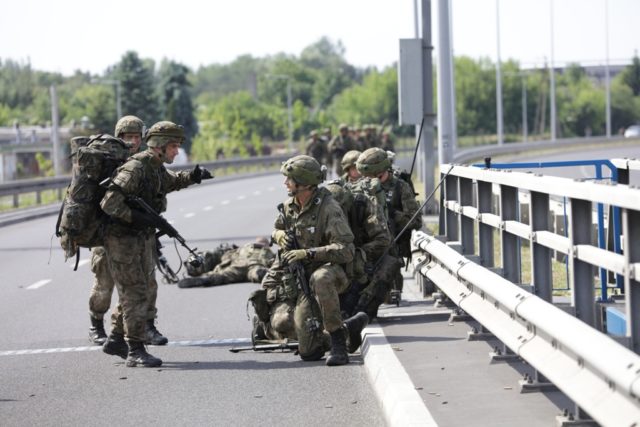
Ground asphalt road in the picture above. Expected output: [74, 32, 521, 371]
[0, 174, 385, 427]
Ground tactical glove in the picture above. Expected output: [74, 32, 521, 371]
[272, 229, 291, 248]
[282, 249, 307, 265]
[190, 164, 214, 184]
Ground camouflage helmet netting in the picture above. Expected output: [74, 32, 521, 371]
[280, 155, 324, 186]
[145, 121, 185, 147]
[114, 115, 144, 137]
[341, 150, 362, 173]
[356, 147, 391, 176]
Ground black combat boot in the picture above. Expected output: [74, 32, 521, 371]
[89, 316, 107, 345]
[326, 328, 349, 366]
[177, 277, 213, 288]
[145, 320, 168, 346]
[344, 312, 369, 353]
[125, 341, 162, 368]
[102, 331, 128, 359]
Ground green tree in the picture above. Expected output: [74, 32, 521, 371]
[157, 60, 198, 153]
[620, 55, 640, 96]
[113, 51, 159, 125]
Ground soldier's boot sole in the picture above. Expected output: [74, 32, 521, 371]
[125, 354, 163, 368]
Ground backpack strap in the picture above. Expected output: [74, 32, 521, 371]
[73, 248, 80, 271]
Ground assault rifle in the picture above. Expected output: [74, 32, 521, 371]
[99, 178, 203, 272]
[277, 203, 321, 333]
[229, 339, 299, 353]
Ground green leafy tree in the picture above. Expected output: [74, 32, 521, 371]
[113, 51, 159, 125]
[620, 55, 640, 96]
[157, 60, 198, 153]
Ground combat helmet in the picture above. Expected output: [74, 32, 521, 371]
[341, 150, 362, 173]
[145, 121, 185, 147]
[356, 147, 392, 176]
[114, 115, 144, 138]
[280, 155, 325, 186]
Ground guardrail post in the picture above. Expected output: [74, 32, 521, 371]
[36, 191, 41, 205]
[623, 208, 640, 354]
[500, 185, 521, 283]
[444, 174, 459, 242]
[569, 198, 595, 327]
[530, 191, 552, 302]
[477, 180, 494, 268]
[459, 177, 474, 255]
[13, 193, 18, 208]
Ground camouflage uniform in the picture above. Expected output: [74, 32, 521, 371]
[101, 121, 211, 367]
[251, 155, 368, 366]
[328, 125, 358, 176]
[178, 242, 275, 288]
[305, 131, 327, 165]
[357, 148, 422, 298]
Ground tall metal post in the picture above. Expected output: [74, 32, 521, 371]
[522, 73, 528, 142]
[549, 0, 557, 141]
[604, 0, 612, 138]
[421, 0, 437, 213]
[49, 85, 61, 176]
[495, 0, 504, 145]
[437, 0, 456, 164]
[286, 79, 293, 152]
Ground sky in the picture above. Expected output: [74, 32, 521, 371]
[1, 0, 639, 76]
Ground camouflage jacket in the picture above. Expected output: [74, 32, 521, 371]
[305, 138, 327, 164]
[216, 243, 275, 270]
[101, 149, 192, 225]
[325, 178, 390, 263]
[380, 171, 422, 235]
[274, 186, 354, 270]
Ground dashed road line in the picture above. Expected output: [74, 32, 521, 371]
[253, 191, 262, 196]
[25, 279, 51, 290]
[236, 195, 246, 200]
[77, 259, 90, 268]
[184, 213, 196, 218]
[0, 337, 251, 357]
[203, 206, 213, 211]
[221, 200, 230, 205]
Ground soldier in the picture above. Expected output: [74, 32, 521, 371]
[252, 155, 368, 366]
[328, 124, 357, 177]
[325, 150, 400, 320]
[304, 130, 327, 165]
[100, 121, 212, 367]
[356, 148, 422, 301]
[88, 115, 169, 345]
[177, 237, 275, 288]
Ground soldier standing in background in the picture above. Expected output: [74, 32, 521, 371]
[328, 124, 357, 177]
[100, 121, 212, 367]
[304, 130, 327, 165]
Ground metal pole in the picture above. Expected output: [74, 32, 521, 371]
[414, 0, 424, 183]
[604, 0, 612, 138]
[421, 0, 437, 213]
[286, 79, 293, 152]
[116, 81, 122, 119]
[522, 72, 528, 142]
[49, 85, 61, 176]
[549, 0, 557, 141]
[495, 0, 504, 145]
[437, 0, 456, 164]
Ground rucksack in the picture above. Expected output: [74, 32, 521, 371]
[56, 134, 131, 261]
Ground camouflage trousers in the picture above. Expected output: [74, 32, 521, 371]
[88, 246, 158, 322]
[252, 263, 348, 358]
[203, 264, 268, 286]
[103, 231, 156, 342]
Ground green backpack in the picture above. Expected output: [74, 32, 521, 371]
[56, 134, 131, 262]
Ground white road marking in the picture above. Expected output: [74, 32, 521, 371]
[26, 279, 51, 290]
[236, 195, 246, 200]
[221, 200, 230, 205]
[253, 191, 261, 196]
[168, 220, 175, 224]
[0, 338, 252, 357]
[203, 206, 213, 211]
[77, 259, 90, 268]
[267, 186, 275, 191]
[184, 212, 196, 218]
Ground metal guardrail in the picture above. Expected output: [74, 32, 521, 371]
[411, 161, 640, 426]
[0, 154, 291, 209]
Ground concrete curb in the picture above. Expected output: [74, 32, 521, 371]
[361, 324, 438, 427]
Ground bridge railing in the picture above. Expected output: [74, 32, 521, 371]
[411, 160, 640, 426]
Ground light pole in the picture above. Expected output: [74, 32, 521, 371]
[266, 74, 294, 152]
[92, 78, 122, 119]
[495, 0, 504, 145]
[604, 0, 612, 138]
[549, 0, 557, 141]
